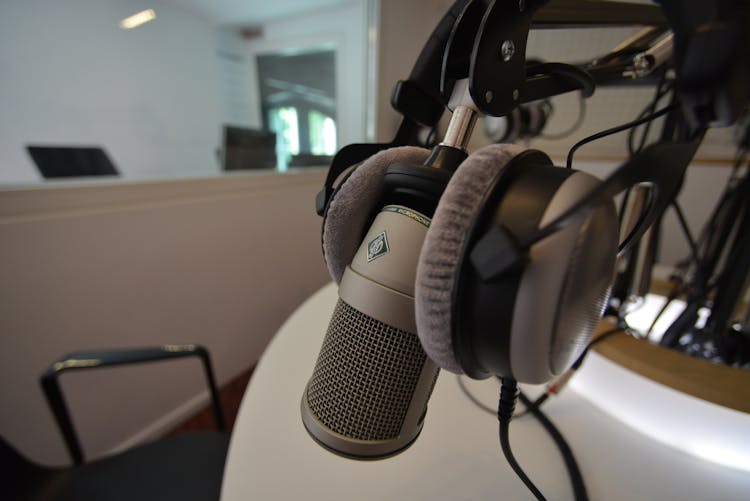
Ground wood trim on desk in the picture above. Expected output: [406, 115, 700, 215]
[647, 278, 677, 297]
[591, 321, 750, 414]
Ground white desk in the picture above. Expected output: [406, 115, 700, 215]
[221, 283, 750, 500]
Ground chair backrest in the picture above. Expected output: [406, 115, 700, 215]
[40, 345, 226, 465]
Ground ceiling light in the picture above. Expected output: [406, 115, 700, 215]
[119, 9, 156, 30]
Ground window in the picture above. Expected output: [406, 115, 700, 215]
[309, 110, 337, 156]
[257, 49, 336, 170]
[268, 107, 300, 170]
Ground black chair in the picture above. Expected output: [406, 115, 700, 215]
[1, 345, 229, 501]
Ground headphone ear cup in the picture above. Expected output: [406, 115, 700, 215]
[417, 144, 618, 384]
[322, 146, 429, 283]
[415, 143, 527, 374]
[503, 171, 618, 383]
[438, 162, 618, 383]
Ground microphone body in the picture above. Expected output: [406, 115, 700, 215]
[301, 204, 439, 459]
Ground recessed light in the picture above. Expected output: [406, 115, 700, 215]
[119, 9, 156, 30]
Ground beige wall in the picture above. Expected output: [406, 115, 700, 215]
[375, 0, 453, 142]
[374, 1, 736, 267]
[0, 170, 330, 465]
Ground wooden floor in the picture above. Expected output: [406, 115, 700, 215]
[164, 366, 254, 437]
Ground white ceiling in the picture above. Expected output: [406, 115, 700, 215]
[166, 0, 351, 25]
[170, 0, 654, 25]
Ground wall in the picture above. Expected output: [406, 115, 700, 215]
[216, 27, 256, 129]
[373, 2, 738, 267]
[0, 170, 330, 465]
[572, 161, 735, 268]
[0, 0, 226, 183]
[0, 0, 368, 466]
[469, 25, 737, 162]
[374, 0, 453, 142]
[519, 25, 738, 266]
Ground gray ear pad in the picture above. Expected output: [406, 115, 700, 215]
[323, 146, 430, 283]
[415, 144, 526, 374]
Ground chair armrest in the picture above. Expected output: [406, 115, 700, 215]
[40, 344, 226, 465]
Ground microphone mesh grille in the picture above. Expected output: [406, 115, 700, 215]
[306, 299, 428, 441]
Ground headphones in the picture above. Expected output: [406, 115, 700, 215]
[319, 143, 618, 385]
[482, 99, 552, 143]
[314, 0, 702, 386]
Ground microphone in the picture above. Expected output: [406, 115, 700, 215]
[300, 1, 471, 457]
[301, 204, 440, 459]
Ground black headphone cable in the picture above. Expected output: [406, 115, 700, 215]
[518, 389, 589, 501]
[498, 378, 548, 501]
[566, 102, 679, 169]
[463, 333, 624, 501]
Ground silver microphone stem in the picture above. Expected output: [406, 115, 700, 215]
[440, 105, 478, 151]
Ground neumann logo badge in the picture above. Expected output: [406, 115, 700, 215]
[367, 232, 390, 262]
